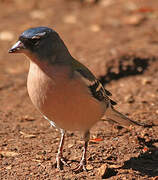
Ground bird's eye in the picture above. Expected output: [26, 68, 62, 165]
[30, 38, 40, 46]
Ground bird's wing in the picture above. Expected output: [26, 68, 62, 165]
[71, 59, 116, 105]
[71, 59, 144, 128]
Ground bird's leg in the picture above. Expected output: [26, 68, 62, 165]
[56, 129, 69, 170]
[73, 130, 90, 173]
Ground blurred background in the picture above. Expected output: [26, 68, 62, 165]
[0, 0, 158, 179]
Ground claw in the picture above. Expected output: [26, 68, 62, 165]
[72, 159, 87, 173]
[55, 130, 90, 172]
[56, 155, 70, 170]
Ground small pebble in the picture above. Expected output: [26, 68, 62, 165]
[20, 131, 36, 138]
[36, 154, 43, 160]
[6, 165, 12, 170]
[21, 115, 35, 121]
[142, 77, 152, 85]
[124, 94, 135, 103]
[0, 151, 19, 157]
[123, 14, 145, 26]
[90, 24, 101, 32]
[86, 164, 93, 170]
[30, 10, 46, 20]
[68, 144, 73, 148]
[63, 15, 77, 24]
[98, 164, 108, 177]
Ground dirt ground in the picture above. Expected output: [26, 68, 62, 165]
[0, 0, 158, 179]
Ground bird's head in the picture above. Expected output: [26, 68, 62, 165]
[9, 26, 70, 63]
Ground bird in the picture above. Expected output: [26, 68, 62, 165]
[9, 26, 141, 172]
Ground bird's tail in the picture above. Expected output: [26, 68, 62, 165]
[102, 105, 142, 128]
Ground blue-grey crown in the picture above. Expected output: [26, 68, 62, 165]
[20, 26, 54, 39]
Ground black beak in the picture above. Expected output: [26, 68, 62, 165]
[8, 41, 26, 53]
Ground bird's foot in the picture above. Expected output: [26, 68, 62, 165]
[73, 159, 87, 173]
[56, 154, 70, 170]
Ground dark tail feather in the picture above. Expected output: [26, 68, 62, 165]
[103, 105, 143, 128]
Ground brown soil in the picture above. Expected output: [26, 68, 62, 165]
[0, 0, 158, 179]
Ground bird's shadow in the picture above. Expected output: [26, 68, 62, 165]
[95, 136, 158, 178]
[99, 55, 156, 84]
[121, 137, 158, 177]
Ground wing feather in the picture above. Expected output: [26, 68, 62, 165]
[71, 60, 116, 105]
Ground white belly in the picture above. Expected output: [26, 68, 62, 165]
[27, 61, 106, 132]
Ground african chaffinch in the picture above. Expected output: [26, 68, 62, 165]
[9, 27, 140, 172]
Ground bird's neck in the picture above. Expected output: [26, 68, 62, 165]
[52, 43, 72, 65]
[53, 53, 72, 65]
